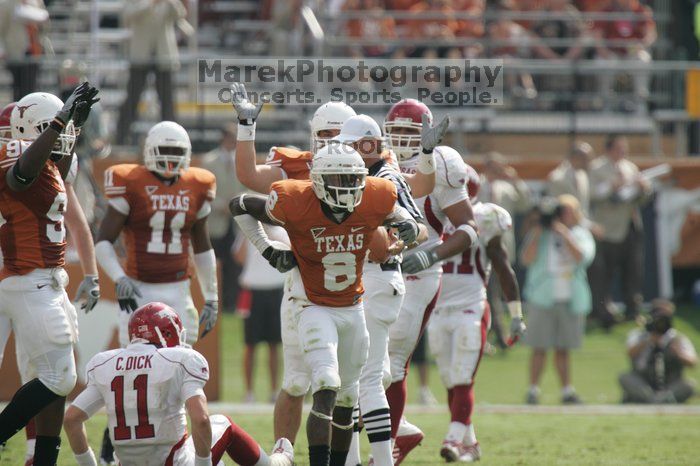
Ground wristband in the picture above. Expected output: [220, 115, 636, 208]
[417, 150, 435, 175]
[49, 117, 65, 133]
[237, 122, 256, 141]
[74, 448, 98, 466]
[12, 162, 34, 185]
[507, 301, 523, 319]
[455, 223, 478, 246]
[195, 454, 213, 466]
[238, 194, 247, 213]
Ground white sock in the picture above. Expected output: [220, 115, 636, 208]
[255, 446, 270, 466]
[446, 421, 468, 443]
[562, 385, 576, 396]
[346, 430, 361, 465]
[369, 440, 393, 466]
[464, 423, 477, 446]
[25, 439, 35, 460]
[528, 385, 540, 395]
[363, 408, 392, 466]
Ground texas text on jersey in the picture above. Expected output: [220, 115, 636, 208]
[266, 177, 397, 307]
[103, 164, 216, 283]
[0, 139, 78, 280]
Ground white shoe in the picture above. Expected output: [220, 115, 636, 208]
[270, 437, 294, 466]
[245, 392, 256, 403]
[458, 443, 481, 462]
[440, 440, 462, 462]
[397, 417, 423, 437]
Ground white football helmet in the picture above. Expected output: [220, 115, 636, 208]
[144, 121, 192, 178]
[309, 102, 356, 153]
[310, 143, 368, 212]
[11, 92, 76, 160]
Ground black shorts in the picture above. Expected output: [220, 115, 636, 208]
[243, 288, 283, 345]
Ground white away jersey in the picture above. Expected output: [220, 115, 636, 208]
[438, 202, 512, 311]
[399, 146, 470, 273]
[73, 343, 209, 466]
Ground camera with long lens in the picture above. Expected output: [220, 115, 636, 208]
[645, 312, 672, 335]
[538, 197, 563, 228]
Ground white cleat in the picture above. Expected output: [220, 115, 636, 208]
[457, 443, 481, 463]
[439, 440, 463, 462]
[270, 437, 295, 466]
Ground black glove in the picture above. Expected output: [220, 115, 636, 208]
[55, 82, 91, 124]
[263, 246, 297, 273]
[72, 86, 100, 128]
[391, 220, 419, 245]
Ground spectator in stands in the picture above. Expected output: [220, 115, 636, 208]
[619, 299, 697, 404]
[521, 194, 596, 405]
[200, 123, 246, 313]
[546, 141, 594, 216]
[478, 152, 532, 349]
[233, 225, 287, 403]
[592, 0, 656, 112]
[116, 0, 187, 145]
[588, 134, 651, 327]
[344, 0, 400, 58]
[0, 0, 49, 101]
[406, 0, 462, 58]
[270, 0, 302, 56]
[532, 0, 588, 61]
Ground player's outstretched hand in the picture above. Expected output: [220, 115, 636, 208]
[401, 249, 438, 275]
[420, 113, 450, 152]
[199, 300, 219, 339]
[72, 86, 100, 128]
[391, 219, 419, 245]
[74, 274, 100, 312]
[263, 246, 297, 273]
[230, 82, 264, 125]
[56, 81, 91, 124]
[116, 276, 142, 313]
[509, 316, 527, 345]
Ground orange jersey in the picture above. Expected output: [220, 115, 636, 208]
[0, 140, 71, 280]
[266, 177, 397, 307]
[265, 146, 312, 180]
[104, 165, 216, 284]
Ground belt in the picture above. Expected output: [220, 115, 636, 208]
[368, 260, 400, 272]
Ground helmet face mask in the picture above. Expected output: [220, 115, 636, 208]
[311, 143, 368, 213]
[383, 99, 432, 163]
[144, 121, 192, 178]
[11, 93, 77, 160]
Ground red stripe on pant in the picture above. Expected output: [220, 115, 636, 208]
[213, 416, 261, 466]
[164, 433, 189, 466]
[450, 302, 491, 425]
[386, 285, 441, 438]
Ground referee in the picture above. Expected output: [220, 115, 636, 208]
[332, 114, 427, 466]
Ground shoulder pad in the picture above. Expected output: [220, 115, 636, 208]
[158, 346, 210, 381]
[434, 146, 468, 188]
[474, 202, 512, 242]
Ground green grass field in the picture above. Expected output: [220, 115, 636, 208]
[2, 306, 700, 465]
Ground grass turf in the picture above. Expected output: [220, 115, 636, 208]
[1, 306, 699, 464]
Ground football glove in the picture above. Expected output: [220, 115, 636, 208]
[55, 81, 91, 124]
[391, 219, 419, 245]
[72, 86, 100, 128]
[509, 316, 527, 344]
[402, 249, 439, 274]
[420, 113, 450, 152]
[74, 274, 100, 312]
[116, 276, 142, 313]
[230, 82, 264, 125]
[263, 246, 297, 273]
[199, 300, 219, 339]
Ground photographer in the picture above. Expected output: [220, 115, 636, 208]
[619, 300, 697, 404]
[521, 195, 596, 404]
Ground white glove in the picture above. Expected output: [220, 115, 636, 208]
[74, 274, 100, 312]
[509, 316, 527, 343]
[199, 300, 219, 339]
[420, 113, 450, 152]
[230, 82, 264, 125]
[116, 276, 142, 313]
[402, 249, 438, 275]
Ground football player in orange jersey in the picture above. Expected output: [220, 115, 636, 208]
[230, 142, 421, 466]
[0, 83, 100, 465]
[95, 121, 218, 465]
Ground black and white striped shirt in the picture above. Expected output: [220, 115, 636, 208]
[368, 160, 423, 221]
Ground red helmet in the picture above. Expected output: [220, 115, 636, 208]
[465, 163, 481, 202]
[0, 102, 16, 142]
[383, 99, 432, 162]
[128, 302, 184, 348]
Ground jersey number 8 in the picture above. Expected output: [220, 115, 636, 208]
[322, 252, 356, 292]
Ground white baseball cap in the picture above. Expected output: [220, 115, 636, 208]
[333, 114, 382, 143]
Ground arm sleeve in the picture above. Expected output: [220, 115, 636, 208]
[64, 154, 79, 184]
[71, 384, 105, 418]
[180, 350, 210, 401]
